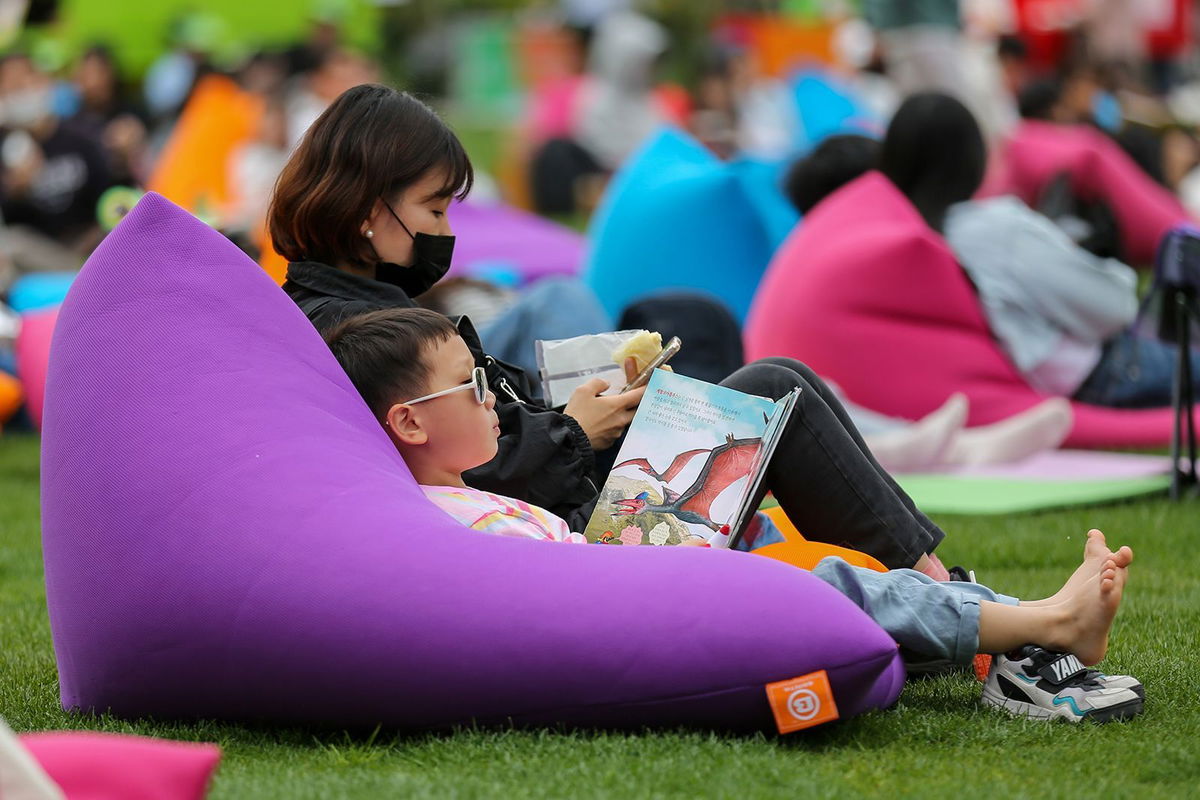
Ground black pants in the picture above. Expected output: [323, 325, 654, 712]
[721, 357, 944, 569]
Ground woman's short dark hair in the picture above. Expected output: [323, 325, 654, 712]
[783, 134, 881, 215]
[323, 307, 459, 418]
[269, 84, 473, 268]
[880, 92, 986, 233]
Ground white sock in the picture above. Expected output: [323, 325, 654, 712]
[943, 398, 1074, 466]
[865, 393, 969, 473]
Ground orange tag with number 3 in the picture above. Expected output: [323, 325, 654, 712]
[765, 670, 840, 733]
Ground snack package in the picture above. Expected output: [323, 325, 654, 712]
[536, 330, 653, 407]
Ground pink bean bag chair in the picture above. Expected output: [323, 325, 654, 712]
[18, 732, 220, 799]
[982, 120, 1192, 265]
[41, 192, 903, 730]
[14, 307, 57, 430]
[745, 172, 1193, 449]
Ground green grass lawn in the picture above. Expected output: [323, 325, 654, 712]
[3, 432, 1199, 798]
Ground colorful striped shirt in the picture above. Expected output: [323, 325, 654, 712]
[422, 485, 587, 544]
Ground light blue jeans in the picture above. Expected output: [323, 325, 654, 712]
[734, 514, 1017, 663]
[808, 556, 1020, 664]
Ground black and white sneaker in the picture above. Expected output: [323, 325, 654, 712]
[982, 646, 1144, 723]
[1079, 667, 1144, 699]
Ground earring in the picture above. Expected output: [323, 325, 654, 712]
[365, 229, 375, 239]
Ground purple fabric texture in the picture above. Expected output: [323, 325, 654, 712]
[444, 201, 584, 285]
[40, 193, 903, 730]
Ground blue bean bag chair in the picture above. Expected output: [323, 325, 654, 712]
[40, 192, 903, 730]
[584, 128, 797, 323]
[7, 272, 75, 313]
[790, 68, 880, 154]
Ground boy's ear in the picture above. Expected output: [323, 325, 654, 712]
[385, 403, 427, 446]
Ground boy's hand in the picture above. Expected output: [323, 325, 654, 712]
[564, 377, 646, 451]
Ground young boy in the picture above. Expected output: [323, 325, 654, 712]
[325, 307, 1144, 723]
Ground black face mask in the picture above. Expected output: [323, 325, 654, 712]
[372, 200, 455, 298]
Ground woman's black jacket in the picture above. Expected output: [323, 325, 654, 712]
[283, 260, 600, 529]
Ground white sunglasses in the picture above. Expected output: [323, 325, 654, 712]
[402, 366, 488, 406]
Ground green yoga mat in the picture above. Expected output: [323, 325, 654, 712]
[761, 451, 1173, 516]
[893, 473, 1172, 515]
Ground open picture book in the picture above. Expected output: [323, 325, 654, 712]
[584, 370, 800, 548]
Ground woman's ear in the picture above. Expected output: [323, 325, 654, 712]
[361, 197, 390, 237]
[385, 403, 427, 446]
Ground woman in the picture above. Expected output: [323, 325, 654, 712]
[268, 83, 948, 575]
[881, 92, 1200, 408]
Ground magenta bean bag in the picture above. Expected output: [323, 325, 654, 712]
[745, 172, 1193, 449]
[40, 192, 903, 730]
[20, 732, 220, 800]
[14, 307, 57, 430]
[981, 120, 1192, 265]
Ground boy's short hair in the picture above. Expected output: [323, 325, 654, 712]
[324, 308, 459, 418]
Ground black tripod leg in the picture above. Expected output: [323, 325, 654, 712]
[1171, 293, 1198, 499]
[1183, 299, 1198, 489]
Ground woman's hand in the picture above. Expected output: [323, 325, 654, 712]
[564, 376, 646, 451]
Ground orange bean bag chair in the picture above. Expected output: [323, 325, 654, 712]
[0, 371, 21, 428]
[147, 74, 263, 218]
[745, 171, 1195, 448]
[755, 506, 887, 573]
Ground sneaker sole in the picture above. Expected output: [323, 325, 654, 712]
[981, 684, 1144, 723]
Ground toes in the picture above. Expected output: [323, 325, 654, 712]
[1112, 545, 1134, 568]
[1100, 565, 1116, 590]
[1085, 529, 1109, 557]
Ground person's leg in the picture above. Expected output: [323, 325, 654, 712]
[811, 556, 1017, 665]
[941, 397, 1073, 466]
[812, 534, 1132, 666]
[977, 543, 1131, 665]
[858, 393, 968, 472]
[721, 357, 945, 569]
[1074, 329, 1200, 408]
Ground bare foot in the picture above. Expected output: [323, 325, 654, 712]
[1025, 529, 1113, 607]
[1053, 550, 1133, 665]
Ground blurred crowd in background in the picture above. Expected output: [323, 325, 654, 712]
[0, 0, 1197, 429]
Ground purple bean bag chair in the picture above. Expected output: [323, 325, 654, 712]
[745, 172, 1194, 449]
[982, 120, 1193, 265]
[445, 200, 585, 286]
[41, 192, 903, 730]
